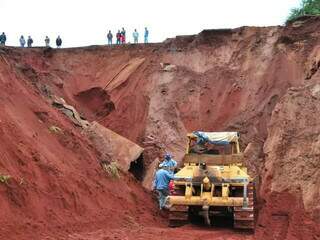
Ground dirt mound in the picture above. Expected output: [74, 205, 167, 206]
[0, 49, 159, 240]
[256, 84, 320, 240]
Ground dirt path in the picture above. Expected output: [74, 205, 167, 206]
[66, 225, 253, 240]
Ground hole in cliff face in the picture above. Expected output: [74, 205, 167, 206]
[278, 36, 295, 45]
[75, 87, 115, 120]
[129, 154, 145, 181]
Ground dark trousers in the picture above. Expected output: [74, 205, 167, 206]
[157, 189, 169, 209]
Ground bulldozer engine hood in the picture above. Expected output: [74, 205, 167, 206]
[174, 165, 250, 185]
[176, 176, 249, 185]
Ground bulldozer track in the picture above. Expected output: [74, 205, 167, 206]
[169, 205, 189, 227]
[233, 182, 255, 230]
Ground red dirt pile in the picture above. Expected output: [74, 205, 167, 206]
[0, 15, 319, 240]
[256, 84, 320, 240]
[0, 49, 159, 239]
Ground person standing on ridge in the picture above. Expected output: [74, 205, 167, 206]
[27, 36, 33, 47]
[19, 35, 26, 47]
[56, 36, 62, 48]
[120, 33, 124, 44]
[121, 27, 126, 44]
[159, 153, 177, 173]
[116, 30, 121, 45]
[133, 29, 139, 44]
[45, 36, 50, 47]
[153, 166, 174, 210]
[144, 27, 149, 43]
[0, 32, 7, 46]
[107, 30, 113, 45]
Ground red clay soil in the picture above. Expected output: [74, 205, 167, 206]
[65, 225, 253, 240]
[0, 49, 158, 239]
[75, 87, 115, 120]
[256, 84, 320, 240]
[0, 15, 320, 239]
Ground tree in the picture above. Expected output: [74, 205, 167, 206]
[287, 0, 320, 22]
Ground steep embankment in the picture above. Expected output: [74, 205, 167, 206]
[256, 84, 320, 240]
[0, 49, 159, 239]
[0, 16, 319, 240]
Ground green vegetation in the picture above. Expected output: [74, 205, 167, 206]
[102, 162, 120, 179]
[287, 0, 320, 22]
[0, 174, 11, 184]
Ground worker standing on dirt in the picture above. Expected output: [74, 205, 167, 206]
[153, 166, 174, 210]
[116, 30, 121, 45]
[0, 32, 7, 46]
[56, 36, 62, 48]
[107, 30, 113, 45]
[27, 36, 33, 47]
[19, 35, 26, 47]
[159, 153, 177, 173]
[133, 29, 139, 44]
[121, 27, 126, 44]
[144, 27, 149, 43]
[45, 36, 50, 47]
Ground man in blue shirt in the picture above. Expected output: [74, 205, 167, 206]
[159, 153, 177, 173]
[153, 167, 174, 210]
[144, 27, 149, 44]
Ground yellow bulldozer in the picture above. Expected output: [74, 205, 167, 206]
[168, 131, 255, 229]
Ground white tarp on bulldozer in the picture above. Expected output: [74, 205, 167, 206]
[192, 131, 239, 144]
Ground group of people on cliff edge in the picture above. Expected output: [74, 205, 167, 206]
[107, 27, 149, 45]
[18, 35, 62, 48]
[44, 36, 62, 48]
[0, 32, 63, 48]
[0, 27, 149, 48]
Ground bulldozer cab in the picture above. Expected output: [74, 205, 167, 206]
[184, 131, 243, 166]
